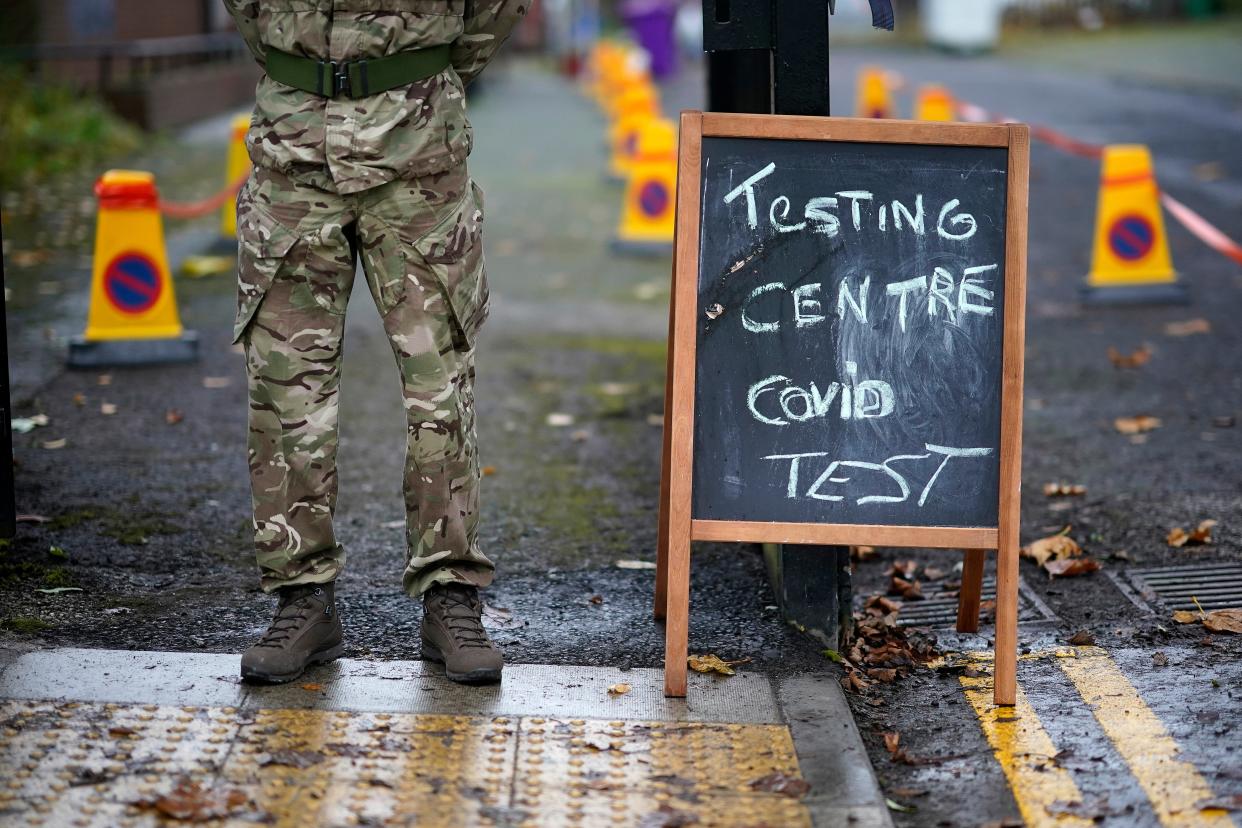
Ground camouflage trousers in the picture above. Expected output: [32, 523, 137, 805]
[234, 164, 494, 598]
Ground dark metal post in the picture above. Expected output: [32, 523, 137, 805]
[0, 217, 16, 539]
[701, 0, 852, 648]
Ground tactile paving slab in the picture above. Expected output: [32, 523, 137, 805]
[0, 700, 812, 827]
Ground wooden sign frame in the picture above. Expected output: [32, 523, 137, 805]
[655, 111, 1030, 705]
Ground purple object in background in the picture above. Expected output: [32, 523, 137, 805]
[621, 0, 678, 78]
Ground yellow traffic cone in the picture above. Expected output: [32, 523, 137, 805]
[68, 170, 199, 367]
[608, 85, 659, 182]
[220, 113, 252, 239]
[914, 85, 954, 121]
[1081, 145, 1187, 304]
[855, 67, 893, 119]
[612, 118, 677, 256]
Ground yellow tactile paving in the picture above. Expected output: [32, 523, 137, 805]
[0, 700, 811, 827]
[1056, 647, 1234, 828]
[960, 667, 1094, 828]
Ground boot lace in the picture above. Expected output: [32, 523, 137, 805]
[433, 585, 491, 649]
[255, 587, 320, 649]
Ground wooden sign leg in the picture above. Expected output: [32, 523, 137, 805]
[662, 532, 690, 697]
[956, 548, 987, 633]
[993, 538, 1019, 706]
[654, 297, 676, 621]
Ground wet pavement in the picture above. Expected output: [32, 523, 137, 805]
[3, 32, 1242, 828]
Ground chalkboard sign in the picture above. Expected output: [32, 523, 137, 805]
[655, 113, 1029, 703]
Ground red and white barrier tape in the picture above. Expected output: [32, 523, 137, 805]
[158, 170, 249, 220]
[954, 99, 1242, 265]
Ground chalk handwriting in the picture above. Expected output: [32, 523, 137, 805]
[762, 445, 994, 505]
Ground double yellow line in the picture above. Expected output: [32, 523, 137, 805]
[960, 647, 1234, 827]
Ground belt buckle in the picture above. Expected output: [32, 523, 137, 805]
[331, 60, 350, 96]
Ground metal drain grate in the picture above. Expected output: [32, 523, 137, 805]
[883, 576, 1056, 628]
[1125, 563, 1242, 612]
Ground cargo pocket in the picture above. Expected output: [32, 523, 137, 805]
[233, 198, 300, 344]
[409, 180, 490, 350]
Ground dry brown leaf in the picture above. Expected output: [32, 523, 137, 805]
[481, 465, 497, 477]
[883, 731, 901, 755]
[851, 545, 878, 562]
[1043, 482, 1086, 497]
[606, 683, 631, 695]
[1107, 345, 1151, 369]
[1067, 630, 1095, 646]
[300, 683, 324, 692]
[1021, 531, 1081, 567]
[1044, 557, 1102, 578]
[165, 409, 184, 425]
[688, 653, 750, 676]
[1203, 609, 1242, 635]
[1164, 318, 1211, 337]
[1167, 520, 1217, 547]
[1172, 610, 1200, 624]
[588, 594, 604, 605]
[1152, 652, 1169, 667]
[1114, 415, 1162, 435]
[888, 576, 923, 600]
[136, 778, 247, 821]
[71, 393, 86, 407]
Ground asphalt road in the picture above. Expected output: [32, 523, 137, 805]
[3, 32, 1242, 828]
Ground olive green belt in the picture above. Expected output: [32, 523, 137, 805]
[265, 44, 451, 98]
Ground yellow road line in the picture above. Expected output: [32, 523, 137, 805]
[1056, 646, 1233, 828]
[961, 670, 1095, 827]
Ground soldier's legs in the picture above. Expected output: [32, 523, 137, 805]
[356, 167, 495, 598]
[236, 171, 357, 593]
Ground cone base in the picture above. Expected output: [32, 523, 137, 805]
[68, 332, 200, 368]
[1079, 282, 1189, 306]
[610, 238, 673, 258]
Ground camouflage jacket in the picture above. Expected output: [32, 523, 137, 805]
[224, 0, 527, 194]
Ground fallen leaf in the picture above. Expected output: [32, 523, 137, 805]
[883, 731, 901, 756]
[1107, 344, 1151, 369]
[41, 438, 67, 450]
[1164, 318, 1211, 337]
[886, 560, 919, 578]
[481, 604, 524, 630]
[202, 376, 231, 389]
[108, 726, 137, 737]
[1067, 630, 1095, 646]
[749, 771, 811, 798]
[1043, 482, 1086, 497]
[11, 413, 50, 432]
[545, 412, 575, 427]
[1172, 610, 1200, 624]
[481, 465, 497, 476]
[588, 594, 604, 605]
[821, 649, 845, 663]
[1152, 652, 1169, 667]
[606, 683, 631, 695]
[97, 374, 112, 386]
[1203, 609, 1242, 635]
[1114, 415, 1161, 435]
[851, 545, 878, 562]
[1167, 519, 1217, 547]
[1045, 557, 1101, 578]
[923, 566, 946, 580]
[614, 559, 657, 570]
[1021, 531, 1081, 567]
[71, 393, 86, 407]
[100, 402, 118, 415]
[888, 576, 923, 600]
[300, 683, 324, 692]
[136, 778, 247, 820]
[687, 654, 750, 676]
[165, 409, 184, 425]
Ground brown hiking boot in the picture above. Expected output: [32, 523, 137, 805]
[421, 583, 503, 684]
[241, 582, 344, 684]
